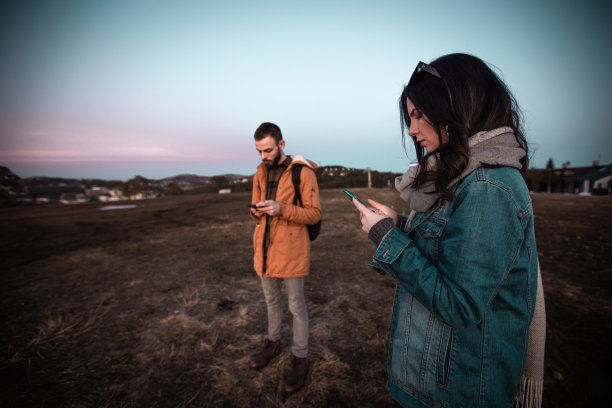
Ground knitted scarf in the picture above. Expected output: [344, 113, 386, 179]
[395, 127, 546, 407]
[395, 126, 525, 212]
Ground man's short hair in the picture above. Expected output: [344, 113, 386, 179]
[254, 122, 283, 142]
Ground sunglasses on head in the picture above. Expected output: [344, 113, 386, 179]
[407, 61, 454, 111]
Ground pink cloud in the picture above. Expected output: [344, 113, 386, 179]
[1, 118, 256, 168]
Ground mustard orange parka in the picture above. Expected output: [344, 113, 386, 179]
[251, 155, 321, 278]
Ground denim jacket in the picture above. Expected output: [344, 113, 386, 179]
[371, 167, 538, 408]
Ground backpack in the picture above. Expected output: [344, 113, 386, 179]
[291, 164, 321, 241]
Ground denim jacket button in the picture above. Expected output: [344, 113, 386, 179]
[382, 249, 390, 258]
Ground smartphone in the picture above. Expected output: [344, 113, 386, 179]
[248, 204, 259, 208]
[343, 189, 364, 205]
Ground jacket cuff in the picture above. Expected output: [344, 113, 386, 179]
[368, 218, 395, 246]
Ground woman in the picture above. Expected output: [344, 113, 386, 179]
[351, 54, 544, 407]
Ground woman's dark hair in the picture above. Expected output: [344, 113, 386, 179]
[254, 122, 283, 142]
[399, 53, 528, 200]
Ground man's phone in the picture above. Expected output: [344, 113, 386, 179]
[343, 189, 364, 205]
[248, 204, 259, 208]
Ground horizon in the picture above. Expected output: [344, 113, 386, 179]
[6, 159, 610, 183]
[1, 0, 611, 181]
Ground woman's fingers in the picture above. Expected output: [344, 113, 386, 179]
[367, 198, 399, 226]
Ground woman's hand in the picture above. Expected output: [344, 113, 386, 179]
[367, 199, 399, 226]
[352, 198, 394, 234]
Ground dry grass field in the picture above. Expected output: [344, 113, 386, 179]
[1, 189, 611, 407]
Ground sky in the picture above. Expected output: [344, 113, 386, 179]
[1, 0, 611, 181]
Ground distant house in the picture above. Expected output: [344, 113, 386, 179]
[97, 193, 119, 202]
[574, 165, 612, 195]
[231, 178, 250, 184]
[594, 174, 612, 191]
[60, 193, 89, 204]
[14, 195, 34, 204]
[128, 191, 157, 200]
[86, 186, 123, 202]
[108, 189, 124, 201]
[321, 166, 355, 177]
[554, 163, 612, 195]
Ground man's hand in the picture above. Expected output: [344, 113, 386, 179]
[255, 200, 280, 216]
[352, 198, 395, 234]
[250, 205, 264, 217]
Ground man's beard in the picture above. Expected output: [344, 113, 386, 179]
[263, 149, 282, 167]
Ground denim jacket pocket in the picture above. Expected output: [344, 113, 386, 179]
[420, 219, 445, 237]
[413, 216, 447, 260]
[436, 324, 454, 387]
[388, 292, 456, 400]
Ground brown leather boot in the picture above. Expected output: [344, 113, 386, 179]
[250, 339, 280, 369]
[284, 355, 308, 394]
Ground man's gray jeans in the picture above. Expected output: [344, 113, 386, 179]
[260, 275, 309, 358]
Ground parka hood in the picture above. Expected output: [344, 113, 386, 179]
[290, 154, 317, 169]
[256, 154, 318, 172]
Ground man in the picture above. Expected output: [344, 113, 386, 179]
[249, 122, 321, 395]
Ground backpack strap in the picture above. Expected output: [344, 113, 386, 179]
[290, 163, 321, 241]
[292, 164, 304, 206]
